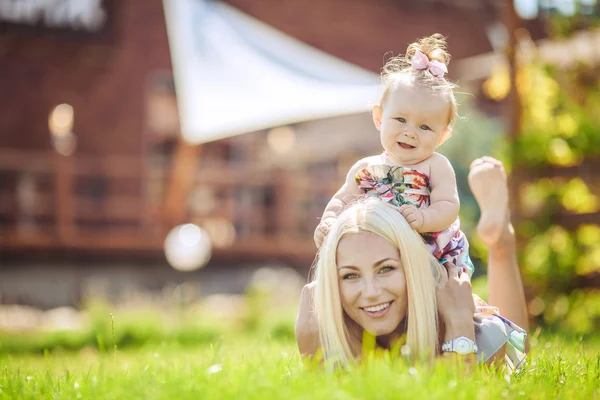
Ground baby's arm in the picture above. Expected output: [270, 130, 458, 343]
[401, 153, 459, 233]
[314, 158, 368, 248]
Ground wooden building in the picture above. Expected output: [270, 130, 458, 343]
[0, 0, 544, 268]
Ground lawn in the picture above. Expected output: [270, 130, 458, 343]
[1, 333, 598, 400]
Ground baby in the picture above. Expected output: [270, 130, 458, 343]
[314, 34, 474, 276]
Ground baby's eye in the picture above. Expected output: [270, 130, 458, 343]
[378, 266, 395, 274]
[420, 124, 431, 131]
[396, 117, 406, 123]
[343, 273, 360, 280]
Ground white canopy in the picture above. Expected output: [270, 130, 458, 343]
[162, 0, 379, 144]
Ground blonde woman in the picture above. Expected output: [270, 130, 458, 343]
[296, 157, 529, 368]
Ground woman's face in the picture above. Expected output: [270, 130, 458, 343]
[337, 232, 408, 336]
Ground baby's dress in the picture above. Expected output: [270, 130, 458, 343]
[355, 162, 475, 277]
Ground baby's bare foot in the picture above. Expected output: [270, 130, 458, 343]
[468, 157, 510, 246]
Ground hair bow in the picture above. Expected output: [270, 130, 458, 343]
[410, 50, 448, 78]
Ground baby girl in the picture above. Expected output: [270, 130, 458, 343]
[314, 34, 474, 276]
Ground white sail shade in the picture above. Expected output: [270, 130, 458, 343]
[163, 0, 380, 144]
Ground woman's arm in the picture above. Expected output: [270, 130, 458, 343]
[437, 262, 476, 343]
[295, 282, 320, 357]
[400, 153, 459, 233]
[436, 262, 502, 365]
[437, 262, 508, 366]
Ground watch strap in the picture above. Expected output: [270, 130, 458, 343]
[441, 336, 478, 354]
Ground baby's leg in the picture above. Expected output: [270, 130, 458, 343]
[468, 157, 529, 332]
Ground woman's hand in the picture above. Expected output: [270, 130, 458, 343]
[295, 281, 320, 357]
[436, 262, 476, 342]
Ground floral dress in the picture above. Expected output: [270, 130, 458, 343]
[355, 162, 474, 277]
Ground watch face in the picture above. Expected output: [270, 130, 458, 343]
[455, 338, 471, 354]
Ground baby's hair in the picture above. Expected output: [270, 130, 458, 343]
[380, 33, 458, 127]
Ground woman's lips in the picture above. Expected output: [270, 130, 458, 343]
[361, 301, 393, 318]
[397, 142, 415, 149]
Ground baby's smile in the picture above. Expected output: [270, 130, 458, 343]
[397, 141, 416, 150]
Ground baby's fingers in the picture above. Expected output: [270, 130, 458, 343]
[443, 262, 459, 281]
[399, 204, 412, 213]
[405, 214, 417, 224]
[399, 205, 414, 216]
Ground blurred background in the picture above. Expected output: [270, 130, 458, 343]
[0, 0, 598, 352]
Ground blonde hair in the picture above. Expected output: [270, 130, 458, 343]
[314, 199, 444, 368]
[380, 33, 458, 127]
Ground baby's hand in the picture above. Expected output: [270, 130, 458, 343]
[314, 217, 336, 248]
[399, 204, 425, 232]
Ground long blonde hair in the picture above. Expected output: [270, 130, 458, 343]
[314, 199, 444, 367]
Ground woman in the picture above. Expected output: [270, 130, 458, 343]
[296, 157, 529, 367]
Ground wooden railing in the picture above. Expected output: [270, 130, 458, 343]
[2, 147, 599, 276]
[0, 148, 339, 266]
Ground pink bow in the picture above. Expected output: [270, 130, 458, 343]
[410, 50, 448, 77]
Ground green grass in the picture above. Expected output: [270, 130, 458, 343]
[1, 334, 598, 399]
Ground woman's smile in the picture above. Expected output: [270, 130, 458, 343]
[361, 300, 393, 317]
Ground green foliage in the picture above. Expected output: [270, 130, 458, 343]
[546, 7, 600, 39]
[515, 63, 600, 166]
[507, 21, 600, 334]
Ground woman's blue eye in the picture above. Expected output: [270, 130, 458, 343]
[396, 117, 406, 123]
[420, 125, 430, 131]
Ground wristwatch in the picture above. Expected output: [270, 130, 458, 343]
[441, 336, 478, 355]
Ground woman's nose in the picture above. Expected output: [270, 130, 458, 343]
[363, 278, 383, 300]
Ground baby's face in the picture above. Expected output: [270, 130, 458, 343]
[374, 84, 451, 166]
